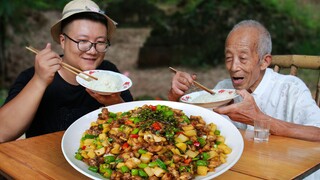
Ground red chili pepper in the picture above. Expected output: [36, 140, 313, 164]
[149, 105, 157, 111]
[122, 142, 129, 149]
[175, 131, 184, 135]
[152, 122, 161, 130]
[191, 122, 197, 127]
[81, 146, 86, 150]
[125, 120, 133, 125]
[193, 141, 200, 147]
[184, 158, 192, 164]
[130, 134, 139, 138]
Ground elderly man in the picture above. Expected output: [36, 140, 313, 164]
[168, 20, 320, 142]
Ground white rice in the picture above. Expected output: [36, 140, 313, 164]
[192, 93, 220, 103]
[87, 72, 122, 92]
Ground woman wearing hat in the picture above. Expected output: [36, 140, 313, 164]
[0, 0, 133, 142]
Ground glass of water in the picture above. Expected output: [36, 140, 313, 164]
[254, 119, 271, 142]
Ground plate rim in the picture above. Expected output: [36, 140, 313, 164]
[61, 100, 244, 180]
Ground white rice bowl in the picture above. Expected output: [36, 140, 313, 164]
[180, 89, 238, 109]
[87, 72, 122, 92]
[192, 93, 221, 103]
[76, 70, 132, 95]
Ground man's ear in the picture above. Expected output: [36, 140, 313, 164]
[260, 54, 272, 70]
[60, 34, 65, 50]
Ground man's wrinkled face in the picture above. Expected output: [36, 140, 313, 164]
[225, 27, 264, 92]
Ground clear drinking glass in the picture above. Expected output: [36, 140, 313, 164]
[254, 119, 271, 142]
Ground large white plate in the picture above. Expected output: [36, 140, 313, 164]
[61, 100, 244, 180]
[76, 70, 132, 95]
[180, 89, 238, 109]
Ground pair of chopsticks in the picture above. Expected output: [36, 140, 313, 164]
[169, 67, 215, 95]
[25, 46, 98, 81]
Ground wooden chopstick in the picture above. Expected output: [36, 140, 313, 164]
[25, 46, 98, 80]
[25, 46, 40, 54]
[169, 67, 215, 95]
[61, 64, 79, 76]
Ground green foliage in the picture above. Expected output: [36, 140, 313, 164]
[0, 89, 7, 106]
[139, 0, 320, 67]
[0, 0, 70, 88]
[103, 0, 166, 27]
[274, 0, 320, 29]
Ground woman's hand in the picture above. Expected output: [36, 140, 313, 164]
[86, 89, 124, 105]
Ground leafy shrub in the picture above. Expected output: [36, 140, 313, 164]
[138, 0, 320, 67]
[103, 0, 166, 28]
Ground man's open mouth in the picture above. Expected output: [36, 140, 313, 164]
[232, 77, 244, 85]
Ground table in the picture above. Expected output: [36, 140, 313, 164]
[0, 130, 319, 179]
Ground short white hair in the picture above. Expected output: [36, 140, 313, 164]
[227, 20, 272, 61]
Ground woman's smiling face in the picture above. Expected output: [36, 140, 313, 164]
[224, 26, 265, 93]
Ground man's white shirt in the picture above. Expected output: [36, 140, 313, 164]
[214, 68, 320, 130]
[214, 68, 320, 179]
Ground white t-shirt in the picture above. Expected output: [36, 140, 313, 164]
[215, 68, 320, 130]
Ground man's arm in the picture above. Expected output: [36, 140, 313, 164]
[0, 76, 48, 142]
[0, 43, 61, 143]
[214, 89, 320, 142]
[269, 117, 320, 141]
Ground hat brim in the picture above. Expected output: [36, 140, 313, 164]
[50, 11, 117, 44]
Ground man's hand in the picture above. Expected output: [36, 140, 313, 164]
[168, 71, 196, 101]
[214, 89, 266, 126]
[86, 89, 124, 105]
[34, 43, 61, 87]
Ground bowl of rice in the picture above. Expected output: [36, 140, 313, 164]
[180, 89, 238, 109]
[76, 70, 132, 95]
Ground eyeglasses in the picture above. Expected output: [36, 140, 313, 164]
[63, 33, 110, 53]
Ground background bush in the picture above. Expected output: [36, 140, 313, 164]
[134, 0, 320, 67]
